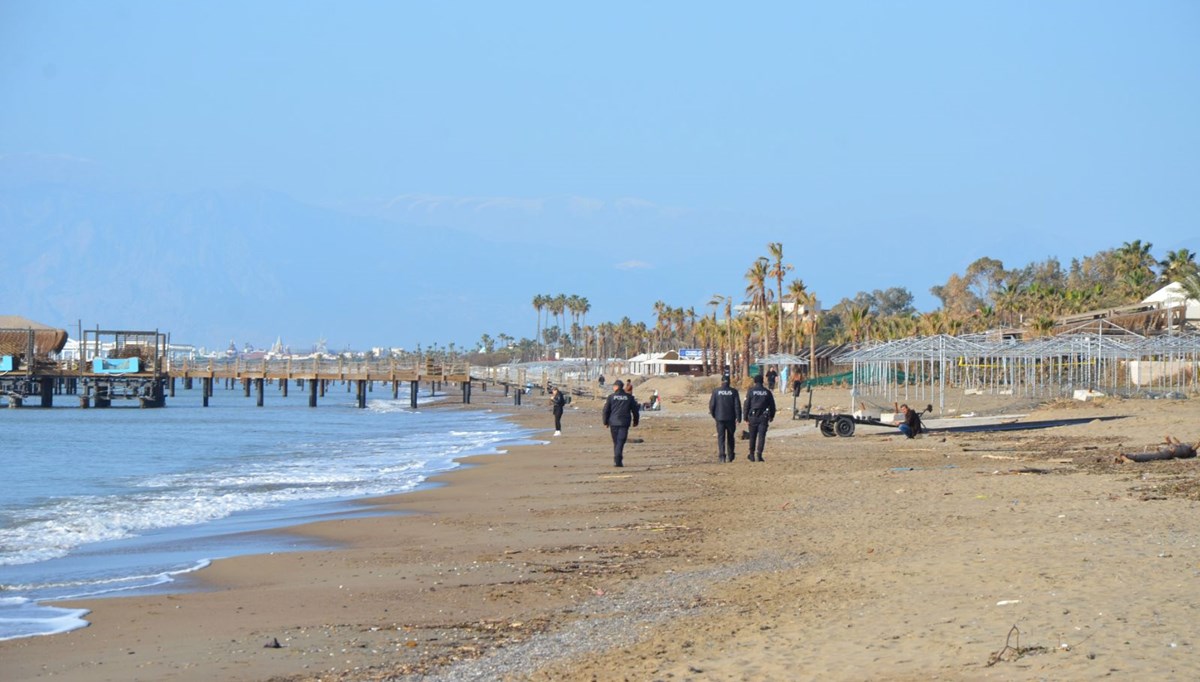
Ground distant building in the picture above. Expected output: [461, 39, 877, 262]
[1143, 281, 1200, 327]
[626, 350, 706, 376]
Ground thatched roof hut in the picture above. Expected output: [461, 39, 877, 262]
[0, 316, 69, 357]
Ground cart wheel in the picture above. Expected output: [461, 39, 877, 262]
[819, 419, 837, 437]
[835, 416, 856, 437]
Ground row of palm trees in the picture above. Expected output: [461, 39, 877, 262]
[473, 241, 1198, 377]
[530, 293, 591, 359]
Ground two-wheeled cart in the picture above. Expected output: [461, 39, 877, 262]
[795, 406, 888, 437]
[791, 386, 928, 438]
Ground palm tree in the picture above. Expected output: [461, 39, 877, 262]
[994, 282, 1024, 327]
[1159, 248, 1198, 285]
[1115, 240, 1156, 298]
[684, 306, 698, 348]
[767, 242, 793, 354]
[578, 296, 591, 355]
[1180, 272, 1200, 301]
[709, 294, 734, 377]
[695, 315, 718, 375]
[918, 311, 947, 336]
[1031, 316, 1057, 337]
[744, 257, 771, 358]
[786, 278, 811, 353]
[532, 294, 547, 359]
[844, 305, 871, 343]
[1121, 269, 1154, 301]
[551, 294, 567, 344]
[733, 316, 755, 379]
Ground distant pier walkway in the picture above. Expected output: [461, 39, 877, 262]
[0, 356, 477, 410]
[1, 325, 601, 411]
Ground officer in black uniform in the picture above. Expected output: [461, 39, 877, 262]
[708, 375, 742, 462]
[601, 379, 640, 467]
[742, 373, 776, 462]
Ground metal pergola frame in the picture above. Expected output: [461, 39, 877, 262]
[834, 324, 1200, 415]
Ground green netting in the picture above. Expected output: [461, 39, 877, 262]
[801, 371, 853, 388]
[801, 368, 907, 388]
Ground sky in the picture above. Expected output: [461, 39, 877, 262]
[2, 1, 1198, 349]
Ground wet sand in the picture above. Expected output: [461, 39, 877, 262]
[2, 379, 1199, 681]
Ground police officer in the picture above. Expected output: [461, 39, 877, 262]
[602, 379, 640, 467]
[708, 375, 742, 462]
[742, 373, 776, 462]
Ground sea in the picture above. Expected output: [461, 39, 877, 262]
[0, 384, 537, 641]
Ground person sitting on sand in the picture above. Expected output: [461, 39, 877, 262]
[895, 404, 924, 439]
[642, 389, 661, 411]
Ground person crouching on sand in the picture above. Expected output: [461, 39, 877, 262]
[895, 404, 923, 439]
[602, 379, 640, 467]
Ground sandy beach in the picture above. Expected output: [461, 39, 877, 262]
[3, 378, 1199, 681]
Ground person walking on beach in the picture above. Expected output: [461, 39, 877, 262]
[708, 375, 742, 462]
[743, 373, 776, 462]
[550, 386, 566, 436]
[602, 379, 640, 467]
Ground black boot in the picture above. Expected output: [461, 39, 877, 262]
[719, 455, 727, 463]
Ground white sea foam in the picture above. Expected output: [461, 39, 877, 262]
[0, 601, 91, 641]
[0, 402, 533, 640]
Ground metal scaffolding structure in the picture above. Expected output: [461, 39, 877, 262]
[834, 324, 1200, 416]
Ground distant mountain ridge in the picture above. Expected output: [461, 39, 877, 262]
[0, 176, 540, 350]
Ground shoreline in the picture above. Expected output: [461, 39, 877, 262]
[3, 383, 1200, 680]
[0, 390, 530, 644]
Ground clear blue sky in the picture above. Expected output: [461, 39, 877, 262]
[2, 1, 1198, 347]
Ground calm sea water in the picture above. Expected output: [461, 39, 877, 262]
[0, 384, 536, 641]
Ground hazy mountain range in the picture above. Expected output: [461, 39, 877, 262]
[0, 155, 694, 351]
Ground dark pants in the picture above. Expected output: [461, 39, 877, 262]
[747, 418, 769, 459]
[609, 425, 629, 465]
[553, 410, 563, 431]
[715, 420, 737, 459]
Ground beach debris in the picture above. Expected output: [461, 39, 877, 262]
[264, 637, 283, 648]
[1116, 436, 1198, 463]
[986, 625, 1048, 666]
[889, 464, 957, 473]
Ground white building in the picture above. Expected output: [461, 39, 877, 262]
[1142, 281, 1200, 327]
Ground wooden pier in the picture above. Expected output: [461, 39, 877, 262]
[1, 326, 475, 410]
[170, 355, 474, 409]
[1, 356, 475, 410]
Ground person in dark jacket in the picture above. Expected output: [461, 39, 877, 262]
[742, 374, 776, 462]
[895, 404, 923, 438]
[601, 380, 640, 467]
[708, 375, 742, 462]
[550, 386, 566, 436]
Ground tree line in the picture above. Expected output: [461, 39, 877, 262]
[470, 240, 1199, 379]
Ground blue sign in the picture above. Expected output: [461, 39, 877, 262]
[679, 348, 704, 360]
[93, 357, 140, 374]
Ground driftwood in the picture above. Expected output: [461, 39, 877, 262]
[1117, 436, 1198, 463]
